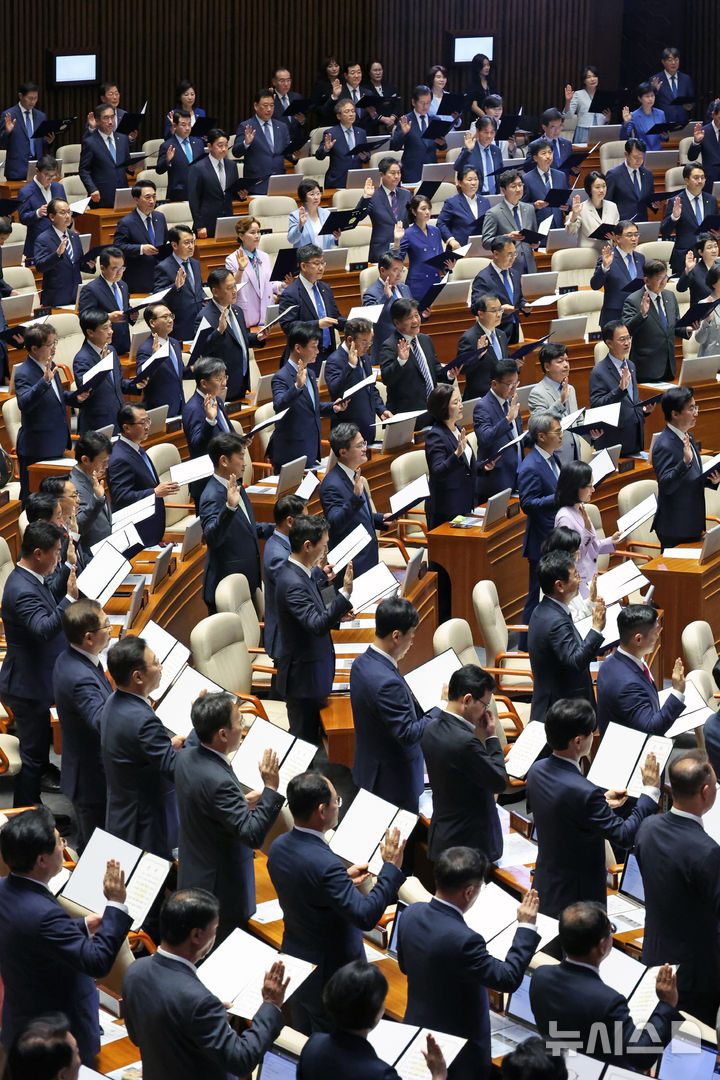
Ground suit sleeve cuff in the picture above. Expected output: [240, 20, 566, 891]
[106, 901, 130, 913]
[641, 785, 661, 801]
[670, 689, 684, 702]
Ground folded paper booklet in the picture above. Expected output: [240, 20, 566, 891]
[342, 371, 377, 399]
[168, 454, 213, 485]
[325, 523, 374, 572]
[329, 788, 417, 876]
[660, 681, 714, 738]
[155, 666, 228, 737]
[464, 880, 558, 954]
[111, 493, 156, 531]
[586, 722, 672, 798]
[350, 562, 399, 613]
[576, 601, 622, 647]
[367, 1020, 466, 1080]
[615, 493, 657, 541]
[231, 716, 316, 797]
[403, 648, 462, 712]
[595, 560, 649, 605]
[504, 721, 548, 780]
[140, 620, 190, 702]
[76, 546, 131, 607]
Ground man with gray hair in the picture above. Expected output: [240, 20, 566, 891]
[324, 318, 392, 442]
[517, 411, 563, 626]
[181, 357, 232, 508]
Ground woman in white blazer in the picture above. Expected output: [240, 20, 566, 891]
[225, 216, 288, 328]
[563, 66, 611, 143]
[287, 178, 340, 250]
[565, 170, 619, 251]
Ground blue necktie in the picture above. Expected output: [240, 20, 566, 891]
[64, 234, 73, 262]
[216, 406, 229, 432]
[655, 295, 668, 329]
[312, 283, 331, 350]
[420, 115, 427, 133]
[512, 206, 521, 230]
[170, 342, 183, 380]
[633, 170, 641, 195]
[626, 253, 634, 278]
[483, 147, 495, 194]
[346, 127, 355, 151]
[502, 269, 514, 303]
[24, 109, 33, 143]
[264, 122, 274, 150]
[107, 136, 116, 163]
[491, 331, 502, 359]
[227, 307, 248, 373]
[182, 259, 195, 290]
[146, 216, 155, 245]
[139, 448, 157, 482]
[182, 138, 192, 162]
[113, 282, 122, 307]
[695, 197, 703, 226]
[671, 75, 678, 97]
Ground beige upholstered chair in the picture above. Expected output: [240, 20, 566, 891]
[551, 248, 597, 289]
[1, 399, 21, 454]
[337, 224, 371, 264]
[585, 503, 611, 571]
[332, 189, 362, 209]
[60, 174, 89, 200]
[145, 442, 197, 537]
[0, 538, 15, 601]
[616, 479, 660, 561]
[556, 290, 603, 334]
[7, 222, 26, 246]
[663, 165, 683, 192]
[141, 138, 164, 165]
[214, 574, 269, 665]
[294, 156, 329, 179]
[137, 168, 167, 199]
[56, 143, 83, 175]
[677, 137, 693, 165]
[249, 196, 298, 233]
[370, 149, 402, 169]
[389, 449, 429, 547]
[50, 314, 84, 376]
[156, 201, 194, 229]
[682, 621, 719, 677]
[598, 141, 626, 174]
[3, 267, 38, 309]
[636, 240, 674, 264]
[251, 402, 278, 460]
[472, 579, 533, 695]
[452, 256, 490, 281]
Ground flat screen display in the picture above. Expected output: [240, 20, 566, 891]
[453, 36, 494, 64]
[54, 54, 97, 85]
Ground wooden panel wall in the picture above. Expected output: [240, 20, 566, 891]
[0, 0, 622, 149]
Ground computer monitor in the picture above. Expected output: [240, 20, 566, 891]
[257, 1045, 300, 1080]
[618, 852, 645, 905]
[387, 901, 407, 960]
[451, 35, 494, 64]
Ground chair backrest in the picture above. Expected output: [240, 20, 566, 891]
[294, 156, 329, 178]
[556, 290, 603, 333]
[56, 143, 83, 174]
[636, 240, 675, 264]
[61, 174, 88, 199]
[390, 449, 429, 490]
[332, 188, 361, 210]
[472, 579, 508, 661]
[682, 620, 718, 676]
[3, 265, 37, 296]
[190, 613, 253, 693]
[258, 232, 296, 257]
[664, 165, 685, 192]
[598, 141, 626, 174]
[309, 127, 327, 153]
[551, 247, 598, 288]
[432, 618, 478, 666]
[51, 313, 84, 374]
[137, 169, 167, 198]
[583, 503, 611, 571]
[141, 138, 164, 163]
[249, 196, 298, 233]
[430, 182, 457, 216]
[593, 340, 607, 365]
[252, 402, 277, 457]
[8, 222, 26, 245]
[445, 147, 462, 164]
[0, 537, 13, 603]
[452, 256, 489, 282]
[338, 223, 371, 264]
[616, 479, 660, 559]
[214, 573, 261, 648]
[146, 442, 191, 525]
[156, 201, 194, 228]
[370, 149, 402, 169]
[1, 399, 20, 449]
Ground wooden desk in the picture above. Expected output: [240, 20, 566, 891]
[73, 207, 127, 247]
[643, 547, 720, 678]
[0, 498, 22, 561]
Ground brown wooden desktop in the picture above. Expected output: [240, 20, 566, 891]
[643, 546, 720, 678]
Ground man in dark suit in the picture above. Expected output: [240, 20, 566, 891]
[175, 693, 284, 942]
[355, 160, 411, 262]
[279, 243, 345, 371]
[398, 846, 540, 1080]
[527, 698, 660, 917]
[268, 323, 347, 472]
[0, 807, 132, 1064]
[181, 357, 232, 508]
[194, 267, 266, 401]
[437, 165, 491, 248]
[687, 102, 720, 188]
[52, 599, 112, 850]
[263, 495, 310, 662]
[8, 1015, 82, 1079]
[156, 109, 205, 202]
[423, 665, 507, 863]
[470, 237, 529, 344]
[361, 252, 412, 360]
[590, 221, 646, 325]
[539, 109, 574, 179]
[0, 522, 77, 806]
[14, 321, 88, 505]
[605, 138, 655, 222]
[651, 385, 720, 548]
[531, 901, 681, 1070]
[0, 218, 15, 379]
[378, 298, 445, 421]
[78, 104, 130, 208]
[325, 318, 391, 442]
[390, 85, 446, 185]
[123, 888, 286, 1080]
[473, 357, 524, 503]
[482, 170, 538, 275]
[113, 179, 168, 294]
[349, 598, 424, 812]
[274, 514, 353, 742]
[267, 770, 406, 1032]
[457, 295, 509, 401]
[596, 603, 687, 736]
[153, 224, 205, 341]
[71, 429, 113, 547]
[588, 320, 650, 457]
[453, 118, 503, 192]
[106, 403, 179, 547]
[233, 89, 298, 195]
[271, 67, 307, 138]
[315, 100, 370, 188]
[319, 423, 390, 579]
[199, 432, 274, 613]
[528, 551, 606, 725]
[33, 199, 83, 306]
[635, 749, 720, 1024]
[522, 138, 568, 229]
[188, 128, 240, 238]
[78, 246, 134, 356]
[17, 154, 66, 261]
[73, 309, 145, 434]
[135, 302, 189, 416]
[319, 59, 372, 124]
[102, 635, 184, 859]
[650, 48, 695, 124]
[622, 259, 687, 382]
[660, 164, 718, 275]
[0, 81, 54, 181]
[83, 82, 129, 135]
[517, 413, 563, 627]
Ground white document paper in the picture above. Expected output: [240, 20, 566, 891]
[328, 788, 417, 872]
[626, 734, 673, 799]
[91, 523, 142, 557]
[169, 454, 214, 485]
[342, 371, 377, 399]
[403, 648, 462, 713]
[367, 1022, 465, 1080]
[464, 880, 518, 941]
[295, 471, 320, 499]
[139, 337, 170, 371]
[662, 547, 701, 560]
[197, 927, 313, 1018]
[76, 546, 131, 606]
[81, 351, 113, 386]
[252, 898, 284, 924]
[615, 493, 657, 541]
[496, 831, 538, 868]
[259, 306, 295, 335]
[596, 561, 649, 605]
[600, 946, 647, 1001]
[69, 195, 92, 214]
[583, 403, 622, 428]
[701, 451, 720, 477]
[155, 666, 226, 737]
[504, 721, 547, 779]
[485, 911, 558, 960]
[492, 430, 525, 458]
[587, 722, 671, 795]
[350, 562, 399, 613]
[627, 965, 665, 1028]
[142, 621, 191, 701]
[128, 287, 171, 310]
[124, 852, 172, 930]
[561, 407, 585, 431]
[231, 716, 315, 797]
[376, 409, 425, 426]
[111, 493, 156, 531]
[61, 828, 142, 916]
[249, 408, 289, 435]
[348, 303, 384, 323]
[189, 316, 211, 354]
[661, 682, 714, 738]
[576, 601, 622, 647]
[389, 474, 430, 517]
[589, 448, 616, 486]
[526, 293, 560, 308]
[325, 523, 374, 572]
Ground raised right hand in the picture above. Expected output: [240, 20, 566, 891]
[398, 338, 410, 363]
[363, 176, 375, 197]
[3, 113, 14, 134]
[619, 365, 631, 391]
[506, 393, 520, 423]
[91, 470, 105, 498]
[67, 566, 79, 600]
[682, 432, 694, 465]
[591, 596, 606, 631]
[244, 124, 255, 147]
[655, 963, 679, 1007]
[295, 359, 307, 388]
[298, 205, 308, 228]
[380, 825, 406, 867]
[693, 122, 705, 144]
[640, 289, 651, 316]
[671, 657, 686, 693]
[103, 859, 127, 903]
[261, 960, 289, 1007]
[641, 750, 660, 788]
[517, 887, 539, 924]
[203, 393, 218, 421]
[259, 747, 280, 790]
[422, 1033, 448, 1080]
[601, 243, 614, 270]
[323, 132, 336, 150]
[166, 143, 175, 161]
[399, 115, 411, 135]
[225, 472, 241, 508]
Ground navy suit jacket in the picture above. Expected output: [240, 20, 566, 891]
[590, 249, 645, 325]
[274, 560, 352, 700]
[175, 744, 284, 935]
[588, 354, 644, 456]
[706, 673, 720, 778]
[155, 133, 206, 200]
[677, 259, 718, 304]
[390, 114, 443, 184]
[100, 688, 178, 858]
[0, 104, 48, 178]
[349, 647, 426, 812]
[262, 529, 291, 660]
[0, 566, 72, 705]
[688, 123, 720, 186]
[362, 277, 412, 361]
[113, 208, 168, 294]
[660, 189, 718, 274]
[356, 186, 412, 262]
[652, 425, 713, 545]
[73, 340, 135, 434]
[123, 951, 283, 1080]
[454, 141, 503, 190]
[651, 70, 694, 124]
[78, 129, 131, 207]
[153, 255, 205, 341]
[78, 274, 132, 356]
[193, 299, 258, 401]
[268, 361, 333, 470]
[52, 646, 111, 804]
[299, 1031, 401, 1080]
[456, 322, 508, 401]
[232, 116, 294, 193]
[605, 162, 655, 222]
[623, 286, 682, 382]
[423, 709, 506, 862]
[378, 330, 443, 417]
[424, 422, 475, 527]
[136, 334, 188, 416]
[278, 277, 345, 365]
[199, 474, 272, 605]
[437, 191, 490, 246]
[188, 154, 240, 236]
[34, 227, 83, 306]
[324, 345, 386, 442]
[531, 960, 680, 1071]
[470, 264, 526, 342]
[72, 463, 112, 547]
[17, 178, 66, 259]
[267, 827, 404, 1013]
[319, 464, 383, 578]
[473, 390, 524, 503]
[522, 167, 568, 227]
[526, 754, 657, 916]
[14, 356, 74, 461]
[181, 390, 232, 503]
[106, 438, 166, 546]
[528, 596, 604, 724]
[399, 898, 539, 1080]
[517, 447, 559, 560]
[596, 649, 685, 736]
[315, 124, 369, 187]
[0, 876, 132, 1064]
